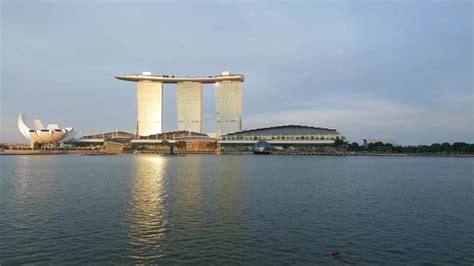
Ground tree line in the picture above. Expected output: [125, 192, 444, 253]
[345, 141, 474, 154]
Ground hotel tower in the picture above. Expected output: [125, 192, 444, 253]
[116, 71, 244, 136]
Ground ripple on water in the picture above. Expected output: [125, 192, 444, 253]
[0, 155, 472, 264]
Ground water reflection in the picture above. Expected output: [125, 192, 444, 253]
[11, 157, 61, 232]
[163, 155, 247, 263]
[128, 155, 168, 262]
[126, 155, 247, 263]
[3, 156, 471, 264]
[173, 155, 204, 227]
[13, 156, 59, 204]
[210, 156, 247, 262]
[214, 156, 245, 222]
[2, 157, 62, 263]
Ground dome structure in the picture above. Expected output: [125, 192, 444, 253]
[253, 140, 272, 154]
[17, 113, 79, 144]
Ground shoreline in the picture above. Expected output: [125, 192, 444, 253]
[1, 150, 473, 157]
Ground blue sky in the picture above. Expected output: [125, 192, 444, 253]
[1, 0, 472, 144]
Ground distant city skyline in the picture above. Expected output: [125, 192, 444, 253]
[1, 0, 472, 145]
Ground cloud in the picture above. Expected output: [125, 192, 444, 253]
[327, 48, 343, 57]
[244, 96, 473, 145]
[1, 2, 472, 145]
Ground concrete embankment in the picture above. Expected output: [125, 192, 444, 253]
[0, 150, 63, 155]
[2, 150, 473, 157]
[0, 150, 115, 155]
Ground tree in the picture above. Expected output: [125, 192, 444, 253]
[334, 137, 346, 148]
[384, 143, 394, 152]
[367, 142, 385, 152]
[441, 142, 451, 152]
[348, 142, 360, 152]
[430, 143, 441, 153]
[452, 142, 468, 153]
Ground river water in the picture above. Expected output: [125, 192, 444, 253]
[0, 155, 472, 264]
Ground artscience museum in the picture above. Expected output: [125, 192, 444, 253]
[17, 113, 79, 147]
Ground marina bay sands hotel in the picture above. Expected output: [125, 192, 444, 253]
[116, 71, 244, 136]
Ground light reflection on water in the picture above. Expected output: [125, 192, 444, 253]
[0, 155, 472, 264]
[13, 156, 59, 203]
[128, 155, 168, 261]
[126, 155, 249, 263]
[11, 157, 61, 238]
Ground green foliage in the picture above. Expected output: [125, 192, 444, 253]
[347, 142, 362, 152]
[221, 140, 474, 154]
[354, 141, 474, 154]
[334, 137, 346, 147]
[366, 142, 393, 152]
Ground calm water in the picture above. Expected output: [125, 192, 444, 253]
[0, 155, 472, 264]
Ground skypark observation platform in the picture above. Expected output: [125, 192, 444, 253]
[115, 73, 244, 83]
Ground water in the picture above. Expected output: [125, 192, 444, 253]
[0, 155, 472, 264]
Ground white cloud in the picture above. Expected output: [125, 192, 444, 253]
[327, 48, 343, 57]
[244, 96, 473, 145]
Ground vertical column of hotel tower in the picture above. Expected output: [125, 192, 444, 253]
[136, 80, 163, 136]
[176, 82, 202, 133]
[215, 80, 243, 135]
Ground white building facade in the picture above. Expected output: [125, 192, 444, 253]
[117, 71, 244, 137]
[215, 81, 243, 135]
[176, 82, 202, 133]
[17, 113, 79, 144]
[136, 80, 163, 136]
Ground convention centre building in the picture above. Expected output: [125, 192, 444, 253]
[219, 125, 344, 145]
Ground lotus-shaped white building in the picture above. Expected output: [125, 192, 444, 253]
[17, 113, 79, 144]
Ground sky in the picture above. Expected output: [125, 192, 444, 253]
[1, 0, 472, 145]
